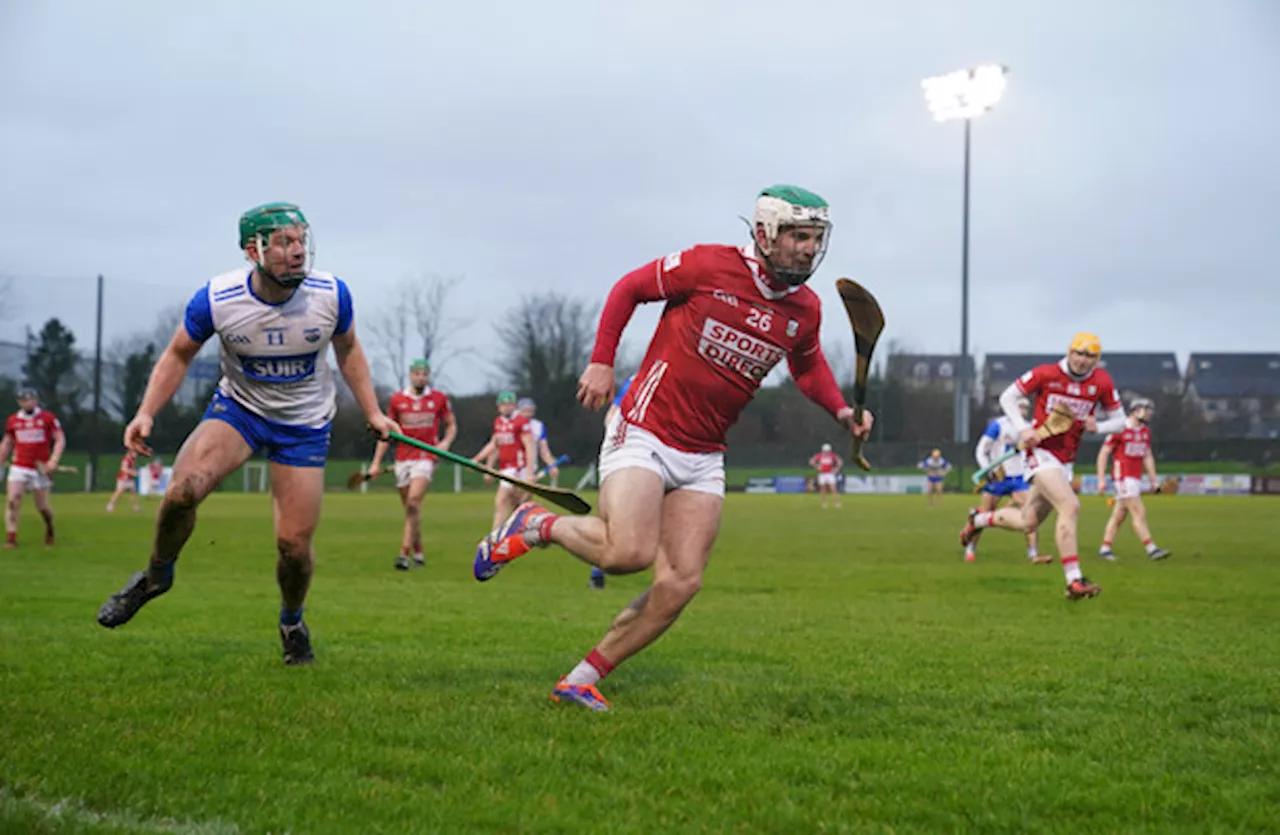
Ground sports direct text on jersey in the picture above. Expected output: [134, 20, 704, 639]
[698, 318, 786, 383]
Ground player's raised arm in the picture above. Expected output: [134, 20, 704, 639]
[975, 420, 1000, 468]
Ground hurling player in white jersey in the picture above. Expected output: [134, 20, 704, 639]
[96, 203, 398, 665]
[517, 397, 562, 486]
[965, 397, 1044, 564]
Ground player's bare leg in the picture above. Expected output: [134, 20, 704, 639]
[540, 468, 665, 574]
[491, 482, 526, 533]
[32, 487, 55, 545]
[963, 473, 1097, 596]
[270, 462, 323, 664]
[964, 491, 1000, 562]
[98, 420, 253, 627]
[1118, 496, 1169, 561]
[1010, 490, 1042, 562]
[3, 479, 23, 548]
[1100, 501, 1126, 560]
[397, 477, 430, 568]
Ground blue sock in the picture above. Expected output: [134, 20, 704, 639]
[590, 567, 604, 580]
[280, 607, 304, 627]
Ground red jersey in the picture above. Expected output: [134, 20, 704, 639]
[1105, 424, 1151, 479]
[1015, 360, 1120, 464]
[593, 245, 846, 454]
[811, 451, 841, 473]
[4, 408, 61, 468]
[387, 388, 453, 462]
[118, 452, 137, 480]
[492, 414, 532, 470]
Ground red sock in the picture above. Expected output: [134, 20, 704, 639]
[1142, 538, 1152, 547]
[974, 511, 995, 528]
[586, 648, 615, 678]
[5, 531, 14, 545]
[1061, 554, 1081, 581]
[1102, 540, 1112, 548]
[538, 514, 559, 543]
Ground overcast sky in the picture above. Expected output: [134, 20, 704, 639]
[2, 0, 1277, 394]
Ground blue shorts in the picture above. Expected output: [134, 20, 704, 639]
[982, 475, 1029, 497]
[927, 475, 945, 484]
[203, 391, 331, 468]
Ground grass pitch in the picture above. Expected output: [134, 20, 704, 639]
[1, 491, 1278, 834]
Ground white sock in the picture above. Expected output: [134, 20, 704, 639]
[564, 660, 601, 687]
[1027, 546, 1038, 558]
[414, 551, 424, 561]
[964, 543, 976, 556]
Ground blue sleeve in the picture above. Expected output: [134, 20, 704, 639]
[184, 283, 214, 342]
[335, 278, 353, 335]
[983, 420, 1000, 440]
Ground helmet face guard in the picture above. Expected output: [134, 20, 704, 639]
[753, 185, 832, 286]
[239, 202, 313, 287]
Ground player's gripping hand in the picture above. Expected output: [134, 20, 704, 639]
[1019, 428, 1040, 449]
[577, 363, 615, 411]
[367, 412, 401, 442]
[124, 413, 155, 456]
[837, 406, 874, 439]
[1083, 415, 1099, 433]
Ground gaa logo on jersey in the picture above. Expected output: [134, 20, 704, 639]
[303, 328, 322, 343]
[786, 320, 798, 337]
[242, 352, 318, 384]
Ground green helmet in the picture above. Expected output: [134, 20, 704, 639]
[409, 358, 431, 373]
[496, 391, 516, 405]
[238, 202, 313, 287]
[752, 184, 832, 286]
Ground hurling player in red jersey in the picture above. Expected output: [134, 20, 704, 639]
[368, 359, 457, 570]
[960, 333, 1127, 600]
[471, 185, 873, 711]
[105, 450, 142, 514]
[0, 388, 65, 548]
[1095, 397, 1170, 561]
[471, 391, 536, 532]
[809, 443, 843, 509]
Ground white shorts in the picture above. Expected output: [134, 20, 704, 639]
[817, 472, 837, 487]
[1024, 448, 1074, 484]
[394, 459, 436, 488]
[116, 477, 135, 491]
[1114, 476, 1143, 500]
[496, 465, 528, 490]
[7, 465, 52, 492]
[598, 413, 725, 497]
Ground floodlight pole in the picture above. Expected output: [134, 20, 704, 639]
[955, 118, 972, 447]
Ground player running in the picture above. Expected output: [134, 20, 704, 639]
[471, 392, 536, 532]
[0, 387, 65, 548]
[1096, 397, 1170, 561]
[966, 398, 1043, 563]
[95, 202, 398, 664]
[105, 450, 142, 514]
[517, 397, 562, 486]
[918, 448, 951, 505]
[809, 443, 843, 509]
[960, 332, 1126, 600]
[368, 359, 457, 570]
[471, 184, 873, 711]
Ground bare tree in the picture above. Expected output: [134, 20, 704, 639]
[494, 292, 598, 396]
[366, 274, 468, 389]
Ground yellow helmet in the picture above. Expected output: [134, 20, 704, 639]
[1069, 332, 1101, 356]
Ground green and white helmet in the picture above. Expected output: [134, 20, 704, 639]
[238, 202, 313, 287]
[753, 184, 832, 286]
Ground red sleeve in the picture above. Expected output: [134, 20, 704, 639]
[1014, 366, 1044, 396]
[386, 396, 400, 422]
[440, 396, 453, 420]
[589, 248, 702, 366]
[788, 343, 848, 420]
[1102, 434, 1119, 449]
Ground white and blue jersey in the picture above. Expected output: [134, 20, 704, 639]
[184, 268, 352, 467]
[976, 416, 1028, 496]
[527, 417, 548, 444]
[919, 455, 951, 483]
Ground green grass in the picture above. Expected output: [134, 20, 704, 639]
[2, 492, 1278, 834]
